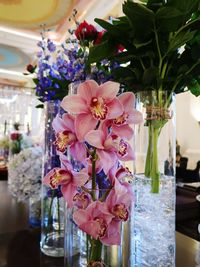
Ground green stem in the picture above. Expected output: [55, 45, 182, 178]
[154, 26, 162, 68]
[150, 126, 160, 193]
[144, 126, 152, 177]
[139, 58, 146, 70]
[88, 147, 103, 264]
[89, 239, 103, 262]
[145, 123, 160, 193]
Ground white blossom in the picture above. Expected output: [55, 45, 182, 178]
[8, 146, 43, 202]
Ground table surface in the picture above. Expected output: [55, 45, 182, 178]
[0, 180, 199, 267]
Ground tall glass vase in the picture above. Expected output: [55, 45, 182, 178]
[132, 90, 176, 266]
[40, 100, 65, 257]
[63, 81, 134, 266]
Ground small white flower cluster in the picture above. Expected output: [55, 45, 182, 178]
[8, 146, 43, 202]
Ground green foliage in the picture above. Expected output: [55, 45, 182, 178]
[88, 0, 200, 97]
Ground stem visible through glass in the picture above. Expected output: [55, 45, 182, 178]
[88, 147, 103, 264]
[143, 91, 171, 193]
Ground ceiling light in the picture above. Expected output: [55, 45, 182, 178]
[0, 26, 61, 45]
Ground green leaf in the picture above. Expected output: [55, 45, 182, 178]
[191, 44, 200, 60]
[95, 18, 130, 37]
[88, 40, 116, 63]
[167, 0, 199, 23]
[188, 79, 200, 96]
[142, 66, 158, 86]
[168, 30, 197, 53]
[32, 78, 39, 85]
[134, 39, 152, 49]
[35, 104, 44, 109]
[156, 7, 183, 32]
[112, 66, 141, 85]
[123, 1, 155, 38]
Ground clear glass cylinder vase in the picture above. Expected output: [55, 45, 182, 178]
[132, 90, 176, 266]
[40, 100, 65, 257]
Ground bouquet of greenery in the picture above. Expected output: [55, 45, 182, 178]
[88, 0, 200, 192]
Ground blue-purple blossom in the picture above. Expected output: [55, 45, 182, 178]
[37, 51, 43, 58]
[47, 39, 56, 52]
[34, 34, 118, 102]
[96, 170, 111, 190]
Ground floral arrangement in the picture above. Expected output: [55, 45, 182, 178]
[9, 131, 23, 155]
[9, 122, 23, 155]
[8, 146, 43, 202]
[88, 0, 200, 193]
[26, 10, 119, 106]
[43, 80, 142, 265]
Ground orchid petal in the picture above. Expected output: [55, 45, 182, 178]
[107, 98, 123, 119]
[61, 95, 88, 114]
[112, 124, 134, 140]
[128, 110, 143, 124]
[62, 113, 75, 132]
[72, 169, 89, 186]
[70, 142, 87, 163]
[43, 169, 56, 187]
[77, 80, 99, 104]
[73, 208, 90, 226]
[98, 81, 120, 100]
[78, 221, 100, 239]
[59, 154, 72, 170]
[85, 130, 105, 149]
[98, 150, 117, 174]
[75, 113, 97, 141]
[52, 115, 65, 132]
[101, 220, 121, 245]
[61, 183, 77, 208]
[118, 142, 135, 161]
[118, 92, 135, 112]
[52, 113, 75, 133]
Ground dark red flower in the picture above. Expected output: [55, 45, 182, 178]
[10, 133, 22, 141]
[26, 64, 35, 73]
[75, 21, 97, 41]
[94, 31, 105, 45]
[118, 44, 125, 52]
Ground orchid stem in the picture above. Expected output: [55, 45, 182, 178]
[90, 239, 102, 262]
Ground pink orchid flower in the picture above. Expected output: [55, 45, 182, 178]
[105, 178, 133, 222]
[73, 191, 91, 209]
[105, 92, 143, 139]
[52, 113, 87, 163]
[85, 130, 135, 174]
[108, 164, 134, 188]
[73, 201, 121, 245]
[43, 165, 89, 208]
[61, 80, 123, 141]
